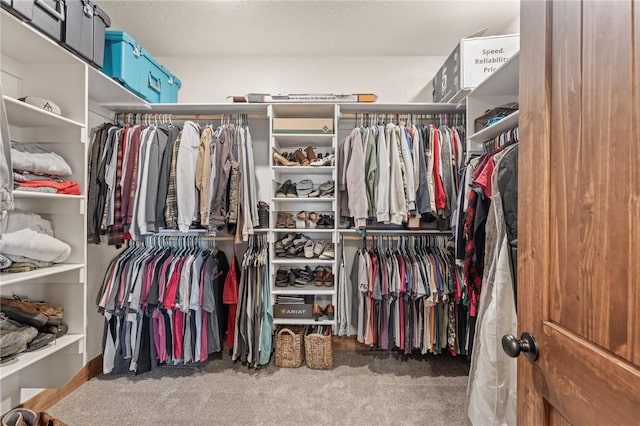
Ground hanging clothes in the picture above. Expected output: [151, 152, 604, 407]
[87, 117, 260, 245]
[339, 118, 465, 229]
[349, 235, 466, 356]
[232, 234, 272, 367]
[96, 236, 229, 375]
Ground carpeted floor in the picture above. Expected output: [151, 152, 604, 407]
[48, 351, 469, 426]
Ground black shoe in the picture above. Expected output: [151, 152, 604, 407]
[286, 183, 297, 198]
[276, 180, 292, 198]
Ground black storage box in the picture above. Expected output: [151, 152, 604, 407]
[30, 0, 65, 42]
[62, 0, 110, 68]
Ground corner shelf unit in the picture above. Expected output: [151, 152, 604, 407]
[465, 52, 520, 153]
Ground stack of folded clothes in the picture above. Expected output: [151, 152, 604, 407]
[0, 296, 67, 364]
[11, 144, 81, 195]
[0, 209, 71, 273]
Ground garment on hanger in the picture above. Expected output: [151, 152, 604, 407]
[96, 236, 229, 374]
[232, 234, 272, 367]
[466, 143, 518, 426]
[349, 235, 466, 355]
[87, 117, 260, 246]
[339, 117, 465, 229]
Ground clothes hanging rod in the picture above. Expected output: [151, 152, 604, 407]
[339, 229, 452, 236]
[339, 113, 465, 119]
[113, 113, 268, 123]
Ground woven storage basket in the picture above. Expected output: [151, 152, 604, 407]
[275, 326, 305, 368]
[304, 333, 333, 369]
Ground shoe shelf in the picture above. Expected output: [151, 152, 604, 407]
[273, 228, 335, 233]
[271, 197, 335, 202]
[0, 334, 84, 379]
[272, 288, 335, 295]
[272, 258, 335, 265]
[272, 134, 335, 149]
[273, 318, 335, 326]
[0, 264, 85, 287]
[3, 96, 85, 129]
[272, 166, 334, 174]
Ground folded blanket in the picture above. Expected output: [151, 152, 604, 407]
[14, 186, 57, 194]
[18, 180, 81, 195]
[0, 228, 71, 263]
[11, 144, 72, 177]
[0, 209, 53, 236]
[13, 170, 63, 183]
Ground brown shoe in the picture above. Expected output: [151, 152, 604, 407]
[273, 150, 299, 166]
[312, 304, 324, 321]
[324, 304, 335, 320]
[38, 412, 67, 426]
[323, 268, 334, 287]
[1, 297, 63, 326]
[305, 146, 317, 162]
[293, 148, 310, 166]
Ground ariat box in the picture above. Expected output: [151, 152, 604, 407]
[272, 118, 334, 135]
[432, 33, 519, 103]
[273, 304, 314, 319]
[103, 30, 182, 103]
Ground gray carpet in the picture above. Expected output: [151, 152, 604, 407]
[48, 352, 469, 425]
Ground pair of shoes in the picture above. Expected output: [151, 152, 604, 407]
[296, 179, 313, 197]
[310, 153, 335, 166]
[276, 212, 296, 229]
[0, 313, 38, 362]
[275, 270, 289, 287]
[292, 146, 317, 166]
[308, 180, 334, 198]
[275, 180, 297, 198]
[1, 408, 66, 426]
[312, 304, 335, 321]
[257, 202, 269, 228]
[272, 150, 299, 166]
[0, 297, 63, 327]
[316, 214, 334, 228]
[296, 211, 322, 228]
[313, 266, 334, 287]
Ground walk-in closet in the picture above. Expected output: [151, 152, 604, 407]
[2, 1, 639, 425]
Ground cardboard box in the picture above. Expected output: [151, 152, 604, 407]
[432, 34, 520, 103]
[272, 118, 334, 135]
[273, 304, 314, 319]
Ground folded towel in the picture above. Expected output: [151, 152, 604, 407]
[0, 209, 54, 236]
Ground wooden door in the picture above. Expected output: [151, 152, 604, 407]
[518, 0, 640, 424]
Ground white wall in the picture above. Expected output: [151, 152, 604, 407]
[500, 13, 520, 35]
[156, 56, 446, 104]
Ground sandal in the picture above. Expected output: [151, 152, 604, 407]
[308, 212, 320, 223]
[323, 267, 334, 287]
[284, 212, 296, 229]
[313, 240, 326, 257]
[319, 243, 335, 259]
[276, 212, 288, 228]
[297, 211, 309, 221]
[304, 240, 315, 258]
[313, 267, 325, 287]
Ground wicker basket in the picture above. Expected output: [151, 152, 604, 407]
[274, 326, 305, 368]
[304, 333, 333, 369]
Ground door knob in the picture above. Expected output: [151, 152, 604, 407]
[501, 332, 539, 361]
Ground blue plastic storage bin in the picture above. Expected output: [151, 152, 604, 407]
[103, 30, 181, 103]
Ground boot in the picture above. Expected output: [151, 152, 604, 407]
[305, 146, 317, 162]
[37, 412, 66, 426]
[1, 408, 37, 426]
[293, 149, 310, 166]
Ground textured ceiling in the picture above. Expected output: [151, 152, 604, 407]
[95, 0, 520, 57]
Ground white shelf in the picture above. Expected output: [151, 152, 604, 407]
[273, 318, 335, 326]
[273, 288, 335, 295]
[271, 103, 336, 117]
[468, 52, 520, 98]
[273, 228, 335, 233]
[13, 191, 85, 200]
[109, 102, 269, 115]
[272, 258, 335, 265]
[272, 197, 335, 202]
[0, 334, 84, 379]
[4, 96, 85, 129]
[0, 264, 84, 287]
[468, 111, 520, 143]
[338, 103, 463, 114]
[87, 67, 149, 109]
[0, 10, 81, 65]
[272, 166, 334, 174]
[272, 133, 335, 138]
